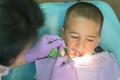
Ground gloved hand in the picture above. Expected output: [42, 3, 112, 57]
[25, 34, 65, 62]
[51, 56, 77, 80]
[0, 66, 12, 77]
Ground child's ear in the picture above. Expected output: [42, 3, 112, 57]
[61, 28, 65, 39]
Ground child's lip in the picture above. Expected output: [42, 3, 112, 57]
[74, 51, 85, 57]
[79, 52, 85, 56]
[74, 50, 85, 57]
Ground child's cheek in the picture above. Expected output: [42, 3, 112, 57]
[86, 45, 96, 54]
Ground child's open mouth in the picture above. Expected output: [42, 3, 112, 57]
[74, 51, 85, 57]
[65, 47, 85, 57]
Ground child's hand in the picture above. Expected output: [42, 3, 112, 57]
[25, 34, 65, 62]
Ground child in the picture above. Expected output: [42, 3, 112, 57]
[35, 2, 120, 80]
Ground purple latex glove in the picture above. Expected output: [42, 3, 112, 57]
[25, 34, 65, 62]
[51, 56, 77, 80]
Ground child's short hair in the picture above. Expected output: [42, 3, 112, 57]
[63, 2, 104, 35]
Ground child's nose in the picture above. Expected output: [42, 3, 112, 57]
[75, 40, 85, 50]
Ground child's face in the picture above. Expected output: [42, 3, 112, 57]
[62, 17, 101, 57]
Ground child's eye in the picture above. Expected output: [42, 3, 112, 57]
[71, 36, 78, 39]
[87, 39, 94, 42]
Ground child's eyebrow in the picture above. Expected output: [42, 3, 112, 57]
[70, 32, 79, 34]
[70, 32, 96, 38]
[87, 35, 96, 38]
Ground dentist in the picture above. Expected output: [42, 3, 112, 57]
[0, 0, 64, 77]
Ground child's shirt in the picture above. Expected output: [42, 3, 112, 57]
[35, 51, 120, 80]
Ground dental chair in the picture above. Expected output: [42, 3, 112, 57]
[3, 1, 120, 80]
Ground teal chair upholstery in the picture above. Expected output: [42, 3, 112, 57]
[2, 62, 36, 80]
[3, 1, 120, 80]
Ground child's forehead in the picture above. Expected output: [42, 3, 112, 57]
[67, 17, 100, 34]
[68, 16, 100, 27]
[68, 16, 98, 23]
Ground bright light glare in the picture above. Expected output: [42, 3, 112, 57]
[72, 54, 92, 66]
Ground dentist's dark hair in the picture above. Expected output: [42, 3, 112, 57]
[0, 0, 44, 66]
